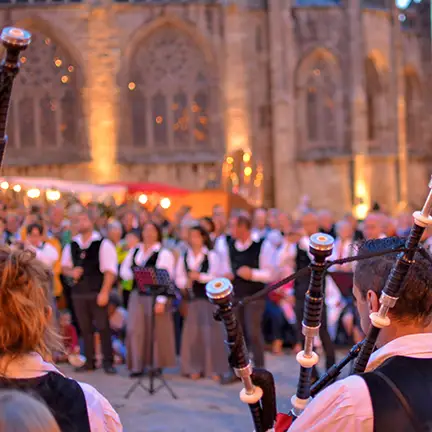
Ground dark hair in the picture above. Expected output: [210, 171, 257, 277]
[236, 214, 252, 231]
[142, 221, 163, 243]
[190, 225, 213, 250]
[354, 237, 432, 325]
[26, 223, 43, 236]
[200, 217, 215, 234]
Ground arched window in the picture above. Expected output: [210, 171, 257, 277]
[297, 50, 341, 157]
[405, 71, 422, 153]
[7, 31, 82, 154]
[128, 26, 212, 151]
[365, 57, 382, 150]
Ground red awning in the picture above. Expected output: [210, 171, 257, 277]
[110, 182, 190, 196]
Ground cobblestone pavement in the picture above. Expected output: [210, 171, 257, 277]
[62, 352, 302, 432]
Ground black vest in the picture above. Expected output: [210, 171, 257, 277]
[183, 251, 209, 300]
[0, 372, 91, 432]
[362, 356, 432, 432]
[131, 247, 159, 294]
[228, 238, 265, 299]
[70, 239, 103, 296]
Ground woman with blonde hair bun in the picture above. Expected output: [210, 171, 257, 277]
[0, 390, 60, 432]
[0, 248, 122, 432]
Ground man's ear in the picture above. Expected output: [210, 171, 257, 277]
[366, 290, 379, 314]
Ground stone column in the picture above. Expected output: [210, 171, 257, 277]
[268, 0, 298, 212]
[223, 1, 251, 154]
[85, 0, 120, 183]
[349, 0, 370, 216]
[390, 1, 408, 211]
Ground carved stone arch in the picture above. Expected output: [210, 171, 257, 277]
[295, 47, 343, 159]
[6, 17, 86, 165]
[404, 65, 423, 154]
[365, 52, 388, 153]
[120, 17, 222, 162]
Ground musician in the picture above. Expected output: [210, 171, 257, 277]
[0, 247, 122, 432]
[220, 214, 274, 371]
[290, 238, 432, 432]
[119, 221, 176, 377]
[61, 210, 118, 374]
[175, 225, 229, 380]
[279, 211, 335, 371]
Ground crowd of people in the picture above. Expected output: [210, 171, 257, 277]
[1, 195, 432, 431]
[0, 198, 430, 385]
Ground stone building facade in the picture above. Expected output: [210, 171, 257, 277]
[0, 0, 430, 216]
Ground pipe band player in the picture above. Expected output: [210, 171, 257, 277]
[290, 238, 432, 432]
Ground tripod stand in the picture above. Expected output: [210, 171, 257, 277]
[124, 283, 178, 400]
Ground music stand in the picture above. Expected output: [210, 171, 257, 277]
[124, 267, 178, 400]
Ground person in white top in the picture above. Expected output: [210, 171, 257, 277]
[61, 210, 118, 375]
[219, 214, 275, 373]
[175, 225, 229, 380]
[120, 222, 176, 377]
[25, 222, 59, 269]
[0, 247, 122, 432]
[290, 237, 432, 432]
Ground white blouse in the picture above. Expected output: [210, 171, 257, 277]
[119, 242, 175, 304]
[0, 353, 122, 432]
[175, 247, 220, 289]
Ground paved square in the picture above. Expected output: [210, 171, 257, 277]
[63, 353, 301, 432]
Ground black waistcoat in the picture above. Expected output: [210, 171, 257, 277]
[184, 251, 209, 300]
[71, 240, 103, 296]
[362, 356, 432, 432]
[131, 247, 159, 294]
[228, 239, 264, 299]
[0, 372, 91, 432]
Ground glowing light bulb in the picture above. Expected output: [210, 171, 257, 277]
[138, 194, 148, 205]
[1, 181, 8, 190]
[54, 59, 62, 67]
[27, 188, 41, 199]
[128, 82, 136, 90]
[160, 197, 171, 209]
[243, 153, 251, 163]
[244, 167, 252, 177]
[12, 184, 21, 192]
[226, 156, 234, 164]
[61, 75, 69, 84]
[46, 189, 61, 201]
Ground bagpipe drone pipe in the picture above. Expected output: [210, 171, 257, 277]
[0, 27, 31, 168]
[205, 177, 432, 432]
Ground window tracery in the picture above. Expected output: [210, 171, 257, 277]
[7, 31, 82, 153]
[128, 26, 212, 150]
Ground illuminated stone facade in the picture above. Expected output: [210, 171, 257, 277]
[1, 0, 430, 215]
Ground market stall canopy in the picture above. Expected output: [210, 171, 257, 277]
[1, 177, 126, 194]
[110, 182, 190, 196]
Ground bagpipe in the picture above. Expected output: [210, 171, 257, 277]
[206, 178, 432, 432]
[0, 27, 31, 168]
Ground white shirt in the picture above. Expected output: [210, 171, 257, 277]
[290, 333, 432, 432]
[329, 238, 355, 272]
[119, 242, 175, 304]
[27, 242, 59, 269]
[61, 231, 118, 276]
[175, 247, 220, 289]
[0, 352, 122, 432]
[219, 237, 275, 283]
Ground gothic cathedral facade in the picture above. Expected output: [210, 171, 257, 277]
[1, 0, 430, 216]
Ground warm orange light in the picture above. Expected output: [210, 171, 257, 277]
[156, 116, 163, 124]
[244, 167, 252, 177]
[61, 75, 69, 84]
[20, 56, 26, 63]
[55, 59, 62, 67]
[226, 156, 234, 164]
[128, 82, 136, 91]
[68, 65, 74, 72]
